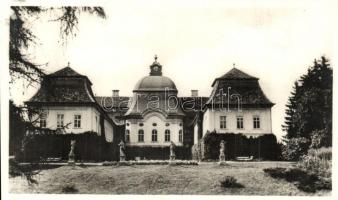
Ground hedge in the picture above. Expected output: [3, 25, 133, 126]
[125, 146, 191, 160]
[17, 131, 114, 162]
[197, 132, 281, 160]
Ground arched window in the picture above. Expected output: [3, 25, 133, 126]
[165, 129, 170, 142]
[179, 130, 183, 142]
[125, 130, 130, 143]
[138, 129, 144, 142]
[152, 129, 158, 142]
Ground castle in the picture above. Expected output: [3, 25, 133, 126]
[26, 56, 276, 160]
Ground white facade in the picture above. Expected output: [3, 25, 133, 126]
[36, 106, 114, 142]
[202, 108, 272, 138]
[125, 112, 183, 146]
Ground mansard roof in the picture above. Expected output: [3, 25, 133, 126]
[48, 66, 83, 77]
[212, 67, 258, 87]
[26, 66, 96, 104]
[208, 67, 274, 108]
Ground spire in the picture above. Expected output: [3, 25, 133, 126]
[149, 54, 162, 76]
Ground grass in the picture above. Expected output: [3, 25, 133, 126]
[9, 162, 330, 195]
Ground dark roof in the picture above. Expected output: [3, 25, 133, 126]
[134, 76, 177, 92]
[47, 66, 93, 85]
[48, 66, 83, 77]
[95, 96, 131, 108]
[212, 67, 258, 86]
[26, 67, 96, 104]
[28, 84, 95, 103]
[208, 68, 274, 107]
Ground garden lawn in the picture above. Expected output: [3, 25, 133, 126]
[9, 161, 330, 195]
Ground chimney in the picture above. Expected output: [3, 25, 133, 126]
[191, 90, 198, 97]
[112, 90, 119, 97]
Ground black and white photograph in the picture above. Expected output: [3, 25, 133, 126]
[0, 0, 336, 198]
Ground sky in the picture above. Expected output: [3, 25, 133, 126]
[8, 0, 337, 140]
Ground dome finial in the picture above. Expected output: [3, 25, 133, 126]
[67, 62, 70, 67]
[149, 54, 162, 76]
[233, 63, 236, 68]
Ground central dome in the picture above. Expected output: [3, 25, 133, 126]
[134, 75, 177, 91]
[133, 55, 177, 92]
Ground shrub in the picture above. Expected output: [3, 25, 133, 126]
[219, 176, 244, 188]
[61, 184, 78, 194]
[9, 159, 39, 185]
[310, 129, 331, 149]
[282, 137, 310, 161]
[298, 147, 332, 178]
[264, 167, 331, 192]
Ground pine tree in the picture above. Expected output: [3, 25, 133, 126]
[282, 56, 332, 159]
[282, 81, 300, 139]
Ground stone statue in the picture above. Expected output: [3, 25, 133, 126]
[118, 140, 126, 161]
[68, 139, 76, 165]
[169, 141, 176, 161]
[219, 140, 226, 163]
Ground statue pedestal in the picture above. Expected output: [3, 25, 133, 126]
[169, 155, 176, 165]
[170, 155, 176, 161]
[68, 151, 75, 166]
[219, 154, 226, 165]
[68, 160, 75, 166]
[219, 161, 227, 166]
[120, 156, 125, 162]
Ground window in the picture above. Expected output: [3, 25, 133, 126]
[152, 123, 157, 126]
[40, 112, 47, 128]
[179, 130, 183, 142]
[139, 123, 144, 127]
[220, 116, 226, 129]
[138, 129, 144, 142]
[74, 115, 81, 128]
[57, 114, 64, 128]
[253, 116, 260, 129]
[152, 129, 158, 142]
[237, 116, 244, 129]
[125, 130, 130, 142]
[165, 130, 170, 142]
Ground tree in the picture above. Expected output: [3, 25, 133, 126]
[282, 81, 301, 139]
[9, 100, 26, 155]
[10, 6, 106, 84]
[282, 56, 332, 160]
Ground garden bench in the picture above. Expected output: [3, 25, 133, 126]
[236, 156, 254, 161]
